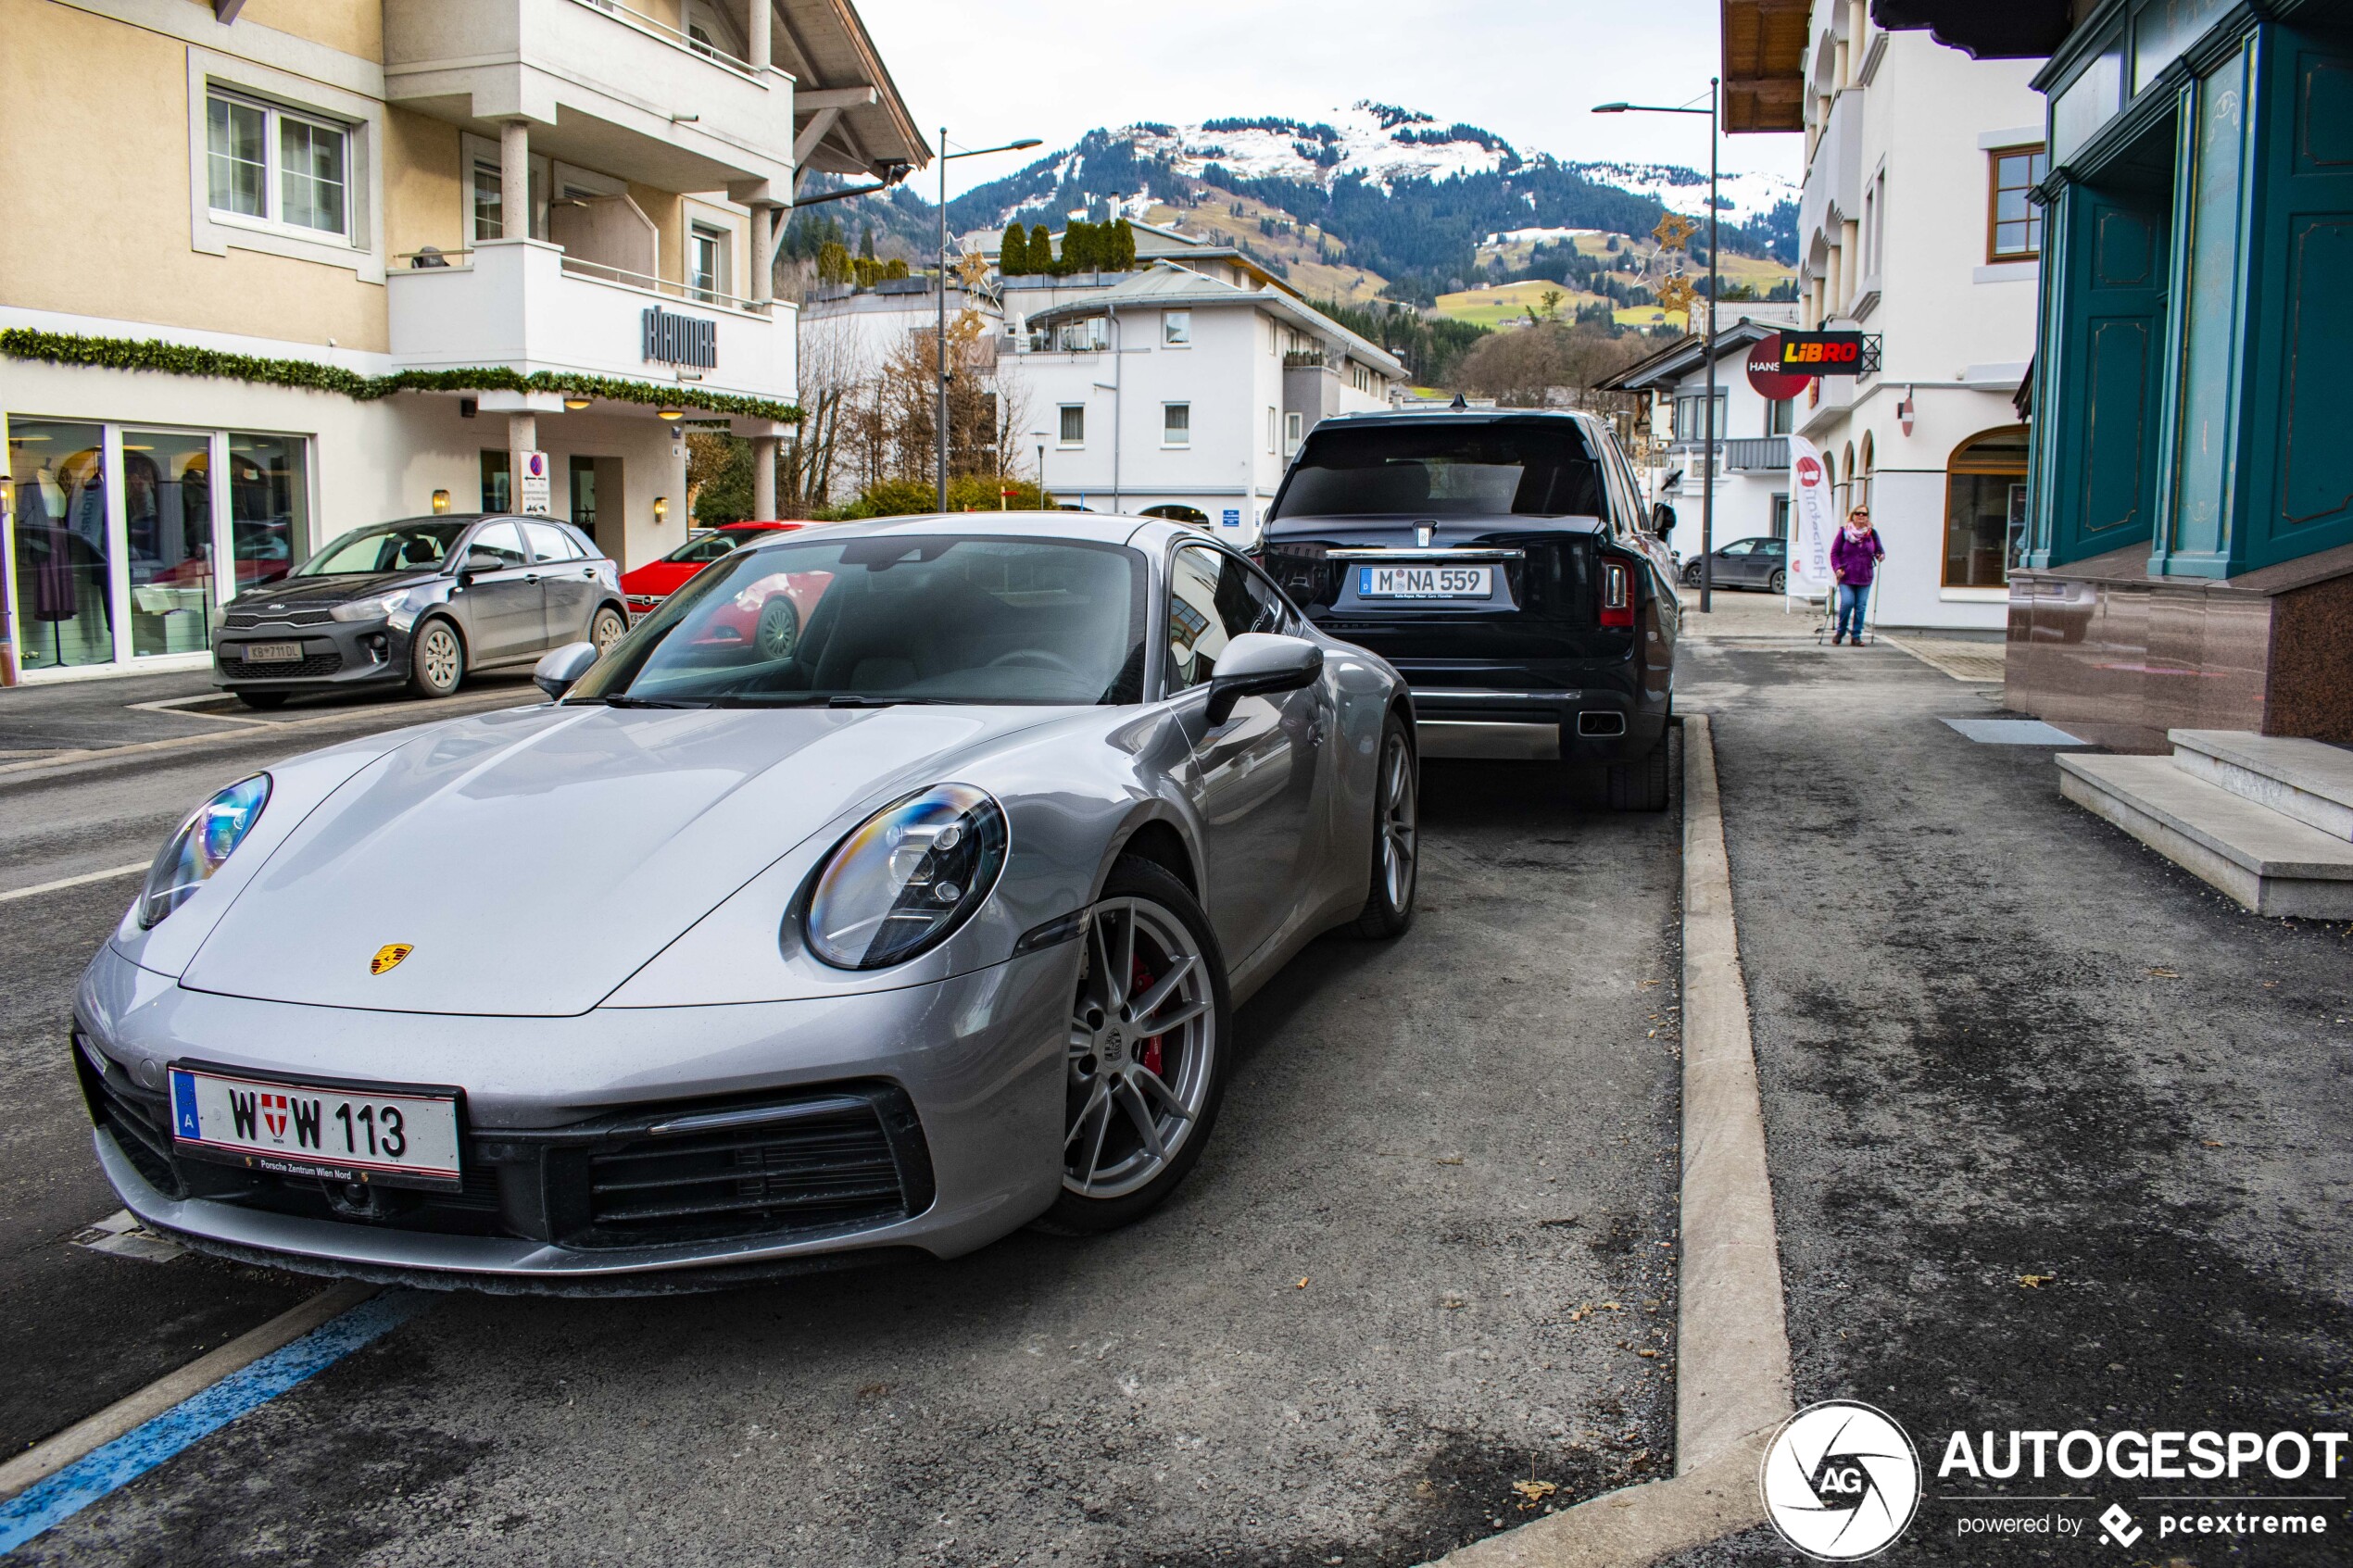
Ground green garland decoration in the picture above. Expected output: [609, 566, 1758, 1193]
[0, 329, 801, 423]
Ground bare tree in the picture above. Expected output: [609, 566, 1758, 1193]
[1455, 322, 1651, 416]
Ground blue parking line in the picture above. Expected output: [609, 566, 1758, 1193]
[0, 1289, 429, 1555]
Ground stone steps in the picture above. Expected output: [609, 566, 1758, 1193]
[2058, 751, 2353, 918]
[2169, 729, 2353, 840]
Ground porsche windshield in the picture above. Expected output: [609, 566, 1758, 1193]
[570, 534, 1149, 707]
[1270, 422, 1605, 520]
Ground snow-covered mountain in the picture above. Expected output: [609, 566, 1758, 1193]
[990, 104, 1792, 227]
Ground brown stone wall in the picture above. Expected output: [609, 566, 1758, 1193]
[2266, 576, 2353, 742]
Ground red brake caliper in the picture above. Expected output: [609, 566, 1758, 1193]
[1130, 956, 1164, 1075]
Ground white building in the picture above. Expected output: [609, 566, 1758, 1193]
[1722, 0, 2045, 629]
[1, 0, 922, 683]
[1011, 242, 1406, 539]
[1603, 315, 1803, 564]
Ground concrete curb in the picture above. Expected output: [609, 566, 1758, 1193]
[1424, 715, 1793, 1568]
[1428, 1425, 1777, 1568]
[1673, 714, 1794, 1472]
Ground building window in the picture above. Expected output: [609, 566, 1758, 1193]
[689, 222, 732, 303]
[1266, 408, 1277, 455]
[1770, 494, 1791, 539]
[1058, 405, 1085, 446]
[1163, 310, 1191, 346]
[1768, 397, 1793, 436]
[481, 450, 511, 513]
[1944, 426, 2032, 587]
[1672, 390, 1727, 444]
[1988, 145, 2048, 261]
[569, 455, 600, 546]
[206, 91, 348, 237]
[1284, 410, 1303, 457]
[1055, 318, 1106, 352]
[1164, 404, 1191, 447]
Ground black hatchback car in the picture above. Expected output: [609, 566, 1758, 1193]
[213, 514, 628, 708]
[1254, 409, 1678, 809]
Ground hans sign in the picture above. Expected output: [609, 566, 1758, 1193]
[1746, 333, 1813, 399]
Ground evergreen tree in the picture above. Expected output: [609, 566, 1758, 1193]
[1110, 220, 1137, 271]
[999, 223, 1030, 275]
[1028, 223, 1054, 273]
[859, 223, 876, 259]
[816, 241, 851, 285]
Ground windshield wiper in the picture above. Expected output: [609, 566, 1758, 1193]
[598, 694, 711, 709]
[702, 693, 939, 709]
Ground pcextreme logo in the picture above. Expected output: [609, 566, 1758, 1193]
[1760, 1401, 1924, 1561]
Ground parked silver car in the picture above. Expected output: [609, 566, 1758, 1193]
[212, 514, 628, 708]
[78, 515, 1417, 1291]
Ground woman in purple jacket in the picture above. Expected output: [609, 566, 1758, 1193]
[1831, 507, 1885, 646]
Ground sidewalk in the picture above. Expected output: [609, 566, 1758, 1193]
[1663, 638, 2353, 1565]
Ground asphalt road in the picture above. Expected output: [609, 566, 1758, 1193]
[1660, 639, 2353, 1567]
[0, 675, 1686, 1567]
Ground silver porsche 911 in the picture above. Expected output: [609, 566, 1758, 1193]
[74, 515, 1418, 1291]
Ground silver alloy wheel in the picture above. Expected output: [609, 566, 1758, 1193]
[1063, 896, 1216, 1200]
[418, 622, 461, 692]
[592, 608, 627, 651]
[754, 596, 799, 659]
[1378, 729, 1417, 910]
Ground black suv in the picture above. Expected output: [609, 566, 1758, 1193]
[1255, 408, 1678, 809]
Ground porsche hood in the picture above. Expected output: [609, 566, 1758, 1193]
[176, 703, 1056, 1016]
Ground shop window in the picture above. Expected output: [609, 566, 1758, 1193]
[227, 433, 307, 590]
[7, 420, 112, 669]
[1988, 145, 2048, 261]
[1944, 427, 2032, 587]
[124, 431, 217, 657]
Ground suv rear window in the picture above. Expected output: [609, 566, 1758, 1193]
[1270, 422, 1605, 521]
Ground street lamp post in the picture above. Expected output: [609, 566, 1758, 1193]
[1031, 431, 1049, 509]
[936, 132, 1042, 514]
[1595, 80, 1720, 614]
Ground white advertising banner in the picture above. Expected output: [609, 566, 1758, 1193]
[1786, 434, 1835, 599]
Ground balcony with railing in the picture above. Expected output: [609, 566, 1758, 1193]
[386, 239, 794, 407]
[1725, 437, 1791, 472]
[384, 0, 791, 198]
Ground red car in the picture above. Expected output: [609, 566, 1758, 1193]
[620, 521, 806, 618]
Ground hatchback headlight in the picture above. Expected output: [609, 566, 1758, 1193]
[803, 784, 1008, 970]
[330, 590, 414, 622]
[139, 774, 271, 928]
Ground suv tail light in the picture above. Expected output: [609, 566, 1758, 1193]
[1599, 559, 1634, 628]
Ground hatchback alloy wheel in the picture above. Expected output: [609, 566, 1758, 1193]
[1063, 896, 1217, 1200]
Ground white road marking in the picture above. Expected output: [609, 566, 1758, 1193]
[0, 863, 150, 903]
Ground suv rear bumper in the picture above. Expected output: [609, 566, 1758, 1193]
[1409, 686, 1666, 762]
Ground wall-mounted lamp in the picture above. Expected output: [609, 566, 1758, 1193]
[653, 495, 669, 521]
[657, 408, 685, 421]
[431, 488, 451, 513]
[563, 395, 591, 410]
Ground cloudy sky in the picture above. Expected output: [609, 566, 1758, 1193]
[860, 0, 1805, 197]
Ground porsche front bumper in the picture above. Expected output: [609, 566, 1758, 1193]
[73, 941, 1075, 1292]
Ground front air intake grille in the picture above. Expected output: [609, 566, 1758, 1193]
[220, 650, 343, 680]
[579, 1094, 917, 1246]
[224, 608, 334, 629]
[73, 1034, 184, 1198]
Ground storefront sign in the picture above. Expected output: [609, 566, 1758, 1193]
[1221, 508, 1240, 530]
[1786, 435, 1836, 598]
[1780, 332, 1867, 376]
[519, 450, 551, 515]
[641, 307, 717, 370]
[1746, 334, 1813, 398]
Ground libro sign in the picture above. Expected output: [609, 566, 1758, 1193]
[1779, 332, 1866, 376]
[641, 306, 717, 370]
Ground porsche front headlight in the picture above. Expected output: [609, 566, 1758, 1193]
[139, 774, 271, 928]
[803, 784, 1008, 970]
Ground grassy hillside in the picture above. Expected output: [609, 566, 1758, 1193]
[1139, 199, 1389, 304]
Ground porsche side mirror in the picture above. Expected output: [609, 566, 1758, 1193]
[1203, 633, 1324, 726]
[1651, 502, 1677, 539]
[534, 641, 599, 701]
